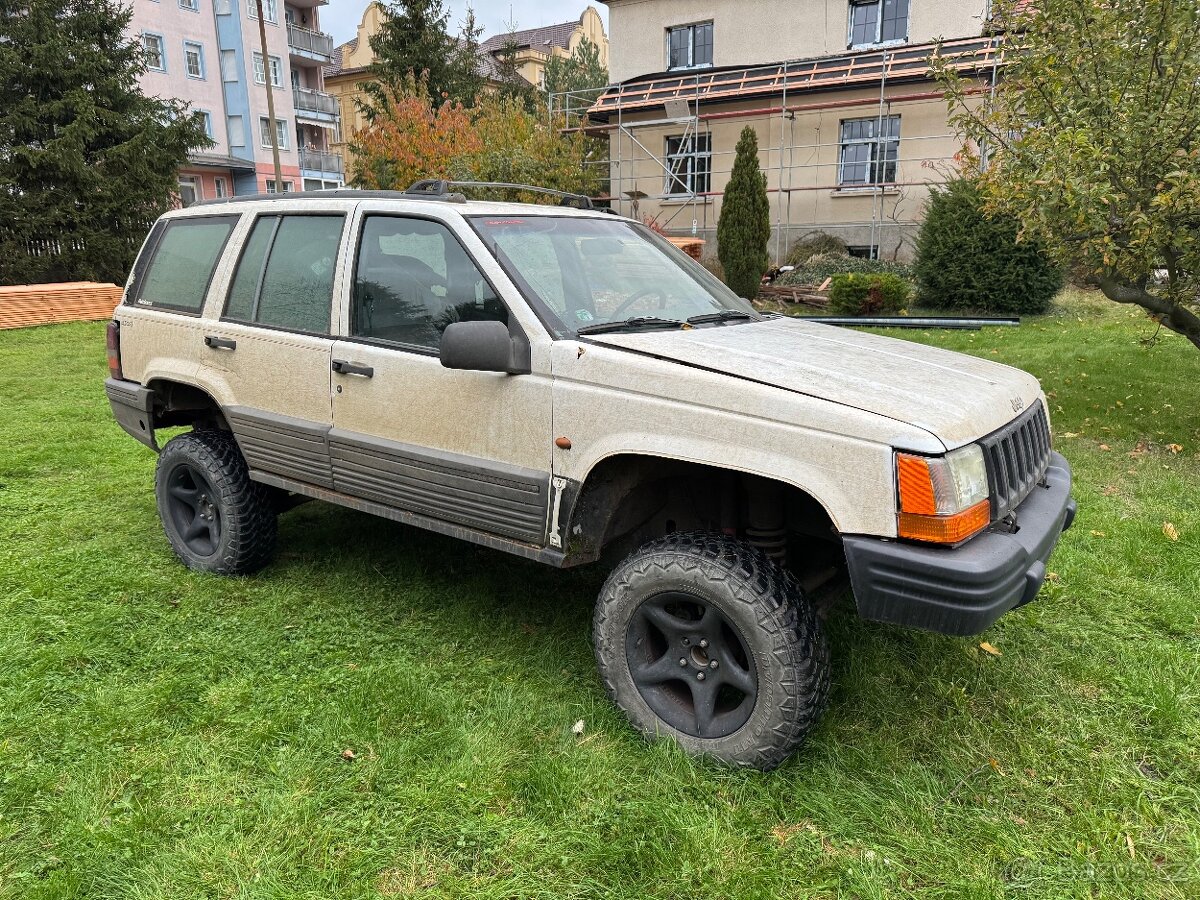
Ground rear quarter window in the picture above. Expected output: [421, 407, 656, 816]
[131, 215, 238, 314]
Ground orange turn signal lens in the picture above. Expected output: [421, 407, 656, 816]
[896, 454, 938, 515]
[898, 499, 991, 544]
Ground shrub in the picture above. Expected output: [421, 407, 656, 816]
[785, 232, 848, 267]
[827, 273, 911, 316]
[914, 178, 1063, 315]
[717, 126, 771, 298]
[778, 254, 913, 286]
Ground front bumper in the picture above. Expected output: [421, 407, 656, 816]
[843, 451, 1076, 636]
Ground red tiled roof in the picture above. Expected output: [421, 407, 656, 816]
[588, 35, 1005, 118]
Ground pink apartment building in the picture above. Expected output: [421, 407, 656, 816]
[128, 0, 344, 203]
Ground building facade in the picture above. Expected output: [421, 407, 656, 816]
[129, 0, 344, 204]
[588, 0, 1000, 261]
[325, 4, 609, 183]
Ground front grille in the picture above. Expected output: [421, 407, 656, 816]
[979, 402, 1052, 520]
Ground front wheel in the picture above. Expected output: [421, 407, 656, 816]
[593, 532, 830, 770]
[155, 429, 278, 575]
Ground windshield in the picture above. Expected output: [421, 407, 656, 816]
[468, 216, 760, 337]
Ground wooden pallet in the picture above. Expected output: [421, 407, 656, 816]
[0, 282, 123, 330]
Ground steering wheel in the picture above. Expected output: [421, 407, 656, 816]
[610, 287, 666, 319]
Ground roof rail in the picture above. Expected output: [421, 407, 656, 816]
[405, 179, 595, 210]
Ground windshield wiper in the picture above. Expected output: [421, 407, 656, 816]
[686, 310, 756, 326]
[577, 316, 684, 335]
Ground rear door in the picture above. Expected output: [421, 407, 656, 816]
[327, 210, 554, 546]
[199, 207, 351, 488]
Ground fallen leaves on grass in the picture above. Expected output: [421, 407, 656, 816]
[771, 820, 819, 845]
[341, 748, 357, 762]
[1163, 522, 1179, 542]
[571, 719, 585, 736]
[979, 642, 1003, 657]
[1099, 444, 1112, 452]
[1168, 443, 1184, 454]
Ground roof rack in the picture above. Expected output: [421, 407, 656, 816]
[406, 179, 595, 210]
[192, 181, 597, 210]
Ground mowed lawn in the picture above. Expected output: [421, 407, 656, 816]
[1, 289, 1197, 899]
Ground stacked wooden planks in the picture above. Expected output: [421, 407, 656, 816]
[0, 282, 123, 330]
[665, 237, 705, 260]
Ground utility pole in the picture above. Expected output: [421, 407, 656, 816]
[255, 0, 283, 193]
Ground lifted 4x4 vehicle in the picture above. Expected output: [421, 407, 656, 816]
[106, 180, 1076, 770]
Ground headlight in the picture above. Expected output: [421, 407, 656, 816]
[895, 445, 991, 544]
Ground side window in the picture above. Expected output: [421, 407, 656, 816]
[351, 216, 507, 349]
[224, 214, 344, 333]
[134, 216, 237, 313]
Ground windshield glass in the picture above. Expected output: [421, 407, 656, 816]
[468, 216, 759, 336]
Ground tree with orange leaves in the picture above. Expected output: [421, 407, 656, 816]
[349, 74, 480, 191]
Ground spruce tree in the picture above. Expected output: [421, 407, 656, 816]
[717, 126, 770, 299]
[0, 0, 210, 286]
[363, 0, 485, 114]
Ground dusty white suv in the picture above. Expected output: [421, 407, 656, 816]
[105, 181, 1076, 770]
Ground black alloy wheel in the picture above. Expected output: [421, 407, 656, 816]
[626, 591, 758, 739]
[164, 462, 222, 558]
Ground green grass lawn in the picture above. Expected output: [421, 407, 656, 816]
[1, 289, 1197, 899]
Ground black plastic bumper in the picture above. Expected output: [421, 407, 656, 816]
[105, 377, 158, 450]
[843, 451, 1076, 636]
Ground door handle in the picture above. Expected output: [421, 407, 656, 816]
[332, 359, 374, 378]
[204, 335, 237, 351]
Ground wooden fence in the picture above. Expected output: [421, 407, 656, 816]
[0, 282, 123, 330]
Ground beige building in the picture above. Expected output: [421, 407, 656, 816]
[325, 4, 610, 182]
[584, 0, 1001, 261]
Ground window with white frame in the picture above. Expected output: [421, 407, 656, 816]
[265, 180, 293, 193]
[194, 110, 213, 139]
[184, 42, 205, 79]
[214, 177, 228, 198]
[664, 133, 711, 196]
[252, 52, 283, 87]
[259, 117, 288, 149]
[666, 22, 713, 70]
[178, 0, 198, 10]
[142, 34, 166, 71]
[838, 116, 900, 187]
[848, 0, 909, 48]
[248, 0, 278, 24]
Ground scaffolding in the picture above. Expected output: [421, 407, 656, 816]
[549, 32, 1004, 263]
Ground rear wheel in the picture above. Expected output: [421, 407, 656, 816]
[155, 430, 278, 575]
[593, 532, 830, 770]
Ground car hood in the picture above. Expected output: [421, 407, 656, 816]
[586, 317, 1043, 449]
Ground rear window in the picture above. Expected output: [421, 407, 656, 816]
[224, 214, 345, 334]
[132, 216, 238, 314]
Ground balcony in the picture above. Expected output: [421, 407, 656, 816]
[287, 23, 333, 64]
[300, 149, 343, 176]
[293, 86, 339, 122]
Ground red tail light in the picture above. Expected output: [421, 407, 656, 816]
[106, 320, 123, 380]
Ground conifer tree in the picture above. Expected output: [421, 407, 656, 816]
[717, 127, 770, 299]
[363, 0, 484, 115]
[0, 0, 210, 285]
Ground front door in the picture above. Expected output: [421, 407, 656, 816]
[329, 213, 553, 545]
[199, 210, 349, 487]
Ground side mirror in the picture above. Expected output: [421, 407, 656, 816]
[439, 320, 531, 375]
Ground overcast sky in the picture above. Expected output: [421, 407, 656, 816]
[321, 1, 608, 47]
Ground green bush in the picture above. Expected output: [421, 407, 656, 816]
[785, 232, 848, 267]
[778, 253, 913, 286]
[914, 178, 1063, 315]
[827, 273, 911, 316]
